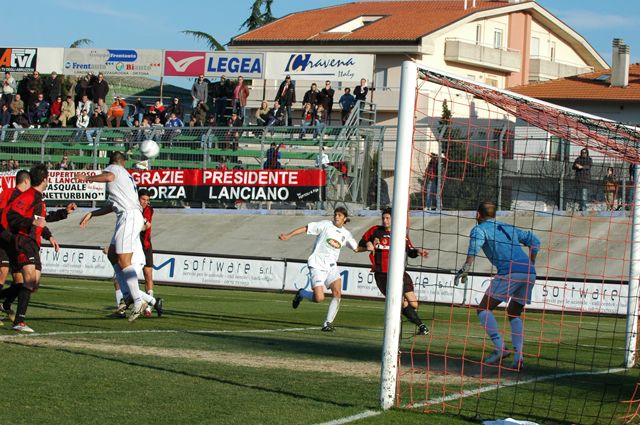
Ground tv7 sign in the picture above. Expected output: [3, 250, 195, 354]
[0, 48, 37, 72]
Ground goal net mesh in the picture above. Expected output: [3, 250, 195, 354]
[398, 64, 640, 424]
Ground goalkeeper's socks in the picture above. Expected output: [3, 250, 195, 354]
[115, 289, 123, 306]
[478, 310, 504, 351]
[510, 317, 524, 359]
[402, 306, 424, 326]
[299, 289, 314, 301]
[325, 297, 341, 324]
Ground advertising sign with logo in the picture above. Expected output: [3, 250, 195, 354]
[152, 252, 285, 290]
[130, 169, 326, 202]
[204, 52, 264, 79]
[0, 48, 38, 72]
[265, 53, 374, 82]
[63, 48, 162, 77]
[164, 51, 206, 77]
[44, 170, 106, 201]
[41, 247, 113, 279]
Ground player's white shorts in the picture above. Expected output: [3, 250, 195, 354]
[308, 266, 341, 289]
[111, 209, 144, 254]
[487, 272, 536, 305]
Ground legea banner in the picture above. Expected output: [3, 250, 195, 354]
[63, 48, 162, 77]
[204, 52, 264, 79]
[265, 52, 374, 82]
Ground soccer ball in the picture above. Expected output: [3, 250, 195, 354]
[140, 140, 160, 159]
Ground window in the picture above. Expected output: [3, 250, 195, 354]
[374, 68, 388, 89]
[485, 77, 498, 87]
[550, 41, 556, 62]
[531, 37, 540, 57]
[549, 136, 569, 161]
[493, 28, 503, 49]
[475, 24, 482, 45]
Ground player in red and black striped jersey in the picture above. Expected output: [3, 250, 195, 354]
[358, 208, 431, 336]
[139, 189, 156, 317]
[5, 164, 76, 332]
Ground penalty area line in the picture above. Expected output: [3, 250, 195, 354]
[412, 367, 626, 407]
[0, 326, 317, 340]
[312, 410, 381, 425]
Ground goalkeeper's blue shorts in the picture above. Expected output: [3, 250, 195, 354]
[487, 272, 536, 305]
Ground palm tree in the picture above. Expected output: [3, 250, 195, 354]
[180, 30, 226, 51]
[69, 38, 93, 48]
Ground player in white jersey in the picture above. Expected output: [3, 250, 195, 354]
[77, 152, 163, 321]
[279, 207, 359, 331]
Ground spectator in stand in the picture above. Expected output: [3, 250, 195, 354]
[150, 116, 164, 141]
[133, 97, 146, 123]
[77, 95, 93, 118]
[165, 111, 184, 141]
[75, 109, 89, 142]
[256, 100, 270, 126]
[353, 78, 369, 104]
[303, 83, 321, 110]
[58, 153, 75, 170]
[165, 97, 184, 121]
[30, 93, 50, 126]
[339, 88, 356, 125]
[107, 96, 127, 128]
[45, 72, 62, 103]
[87, 108, 107, 145]
[213, 75, 232, 124]
[275, 75, 295, 126]
[603, 167, 619, 211]
[314, 105, 326, 139]
[91, 73, 109, 102]
[191, 74, 208, 109]
[0, 103, 11, 142]
[266, 101, 285, 131]
[2, 72, 17, 105]
[424, 152, 439, 210]
[320, 81, 335, 124]
[138, 118, 151, 141]
[50, 95, 63, 118]
[95, 98, 109, 117]
[572, 148, 593, 211]
[232, 76, 250, 124]
[10, 94, 24, 117]
[25, 71, 43, 113]
[148, 100, 166, 124]
[299, 103, 315, 139]
[74, 75, 91, 103]
[263, 142, 282, 170]
[315, 146, 330, 168]
[48, 113, 62, 128]
[192, 100, 208, 127]
[60, 96, 75, 127]
[227, 111, 243, 153]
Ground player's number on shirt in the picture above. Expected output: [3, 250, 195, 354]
[497, 225, 512, 241]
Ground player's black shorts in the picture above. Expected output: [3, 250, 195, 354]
[15, 236, 42, 271]
[143, 245, 153, 268]
[0, 240, 11, 268]
[0, 239, 19, 272]
[374, 272, 414, 296]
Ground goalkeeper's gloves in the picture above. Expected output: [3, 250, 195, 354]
[454, 263, 471, 286]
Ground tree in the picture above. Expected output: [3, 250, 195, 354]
[69, 39, 93, 48]
[241, 0, 277, 31]
[180, 30, 226, 51]
[262, 0, 276, 24]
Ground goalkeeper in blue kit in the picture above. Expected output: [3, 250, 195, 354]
[455, 201, 540, 370]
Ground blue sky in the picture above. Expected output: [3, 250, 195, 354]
[4, 0, 639, 83]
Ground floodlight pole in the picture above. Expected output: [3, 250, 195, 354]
[380, 61, 417, 410]
[625, 164, 640, 368]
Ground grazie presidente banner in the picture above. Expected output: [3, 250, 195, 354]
[130, 169, 326, 202]
[63, 48, 162, 77]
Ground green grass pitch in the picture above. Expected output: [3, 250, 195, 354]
[0, 277, 637, 425]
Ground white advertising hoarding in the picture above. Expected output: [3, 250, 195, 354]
[265, 53, 374, 82]
[44, 170, 106, 201]
[36, 47, 64, 74]
[63, 48, 162, 77]
[204, 52, 264, 79]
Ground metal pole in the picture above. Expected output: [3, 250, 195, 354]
[380, 61, 417, 410]
[376, 129, 384, 210]
[436, 126, 446, 211]
[559, 139, 565, 210]
[625, 164, 640, 367]
[497, 123, 507, 211]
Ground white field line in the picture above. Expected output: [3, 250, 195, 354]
[0, 326, 317, 340]
[312, 410, 381, 425]
[412, 367, 627, 407]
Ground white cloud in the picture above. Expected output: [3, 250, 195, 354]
[558, 10, 636, 30]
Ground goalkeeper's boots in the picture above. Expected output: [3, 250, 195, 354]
[292, 289, 303, 309]
[416, 324, 430, 336]
[128, 301, 148, 323]
[321, 322, 335, 332]
[484, 348, 511, 365]
[510, 356, 524, 372]
[154, 298, 164, 317]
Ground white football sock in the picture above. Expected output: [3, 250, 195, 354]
[115, 289, 123, 306]
[112, 265, 131, 299]
[324, 297, 341, 325]
[140, 291, 156, 306]
[122, 266, 143, 309]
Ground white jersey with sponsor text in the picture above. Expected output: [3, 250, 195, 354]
[104, 164, 141, 213]
[307, 220, 357, 270]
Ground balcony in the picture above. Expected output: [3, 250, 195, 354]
[445, 38, 521, 73]
[529, 57, 594, 81]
